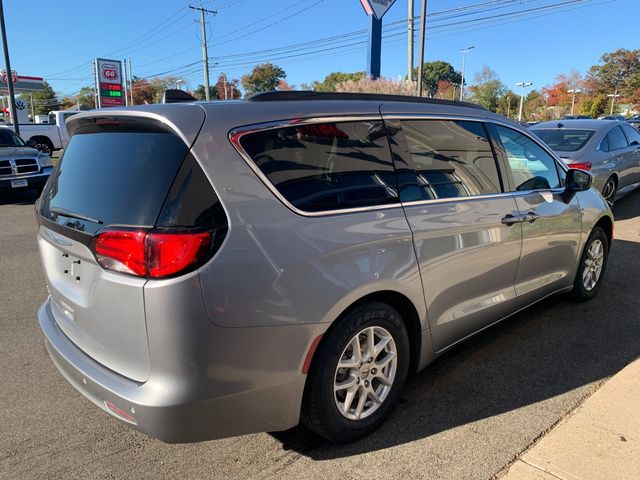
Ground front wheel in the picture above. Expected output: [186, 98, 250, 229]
[301, 301, 410, 442]
[572, 226, 609, 301]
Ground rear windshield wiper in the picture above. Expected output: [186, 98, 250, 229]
[49, 207, 103, 225]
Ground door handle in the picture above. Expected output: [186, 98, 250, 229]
[523, 211, 541, 223]
[501, 214, 524, 226]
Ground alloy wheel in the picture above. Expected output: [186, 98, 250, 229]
[334, 326, 397, 421]
[582, 239, 604, 291]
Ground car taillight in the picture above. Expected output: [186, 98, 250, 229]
[569, 161, 592, 171]
[93, 229, 212, 279]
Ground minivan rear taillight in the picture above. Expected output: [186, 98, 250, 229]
[93, 229, 212, 279]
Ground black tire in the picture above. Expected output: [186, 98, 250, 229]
[301, 301, 410, 442]
[32, 137, 54, 156]
[572, 226, 609, 302]
[601, 176, 617, 206]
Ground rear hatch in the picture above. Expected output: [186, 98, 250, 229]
[37, 107, 209, 382]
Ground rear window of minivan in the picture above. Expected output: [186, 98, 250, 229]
[41, 117, 189, 234]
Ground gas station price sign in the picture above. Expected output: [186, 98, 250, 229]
[95, 58, 124, 108]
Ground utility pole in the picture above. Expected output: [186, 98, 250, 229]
[408, 0, 414, 81]
[516, 81, 532, 122]
[128, 59, 134, 105]
[607, 91, 621, 116]
[0, 0, 19, 135]
[123, 58, 129, 107]
[29, 93, 35, 119]
[459, 46, 474, 101]
[567, 88, 582, 115]
[190, 5, 216, 101]
[416, 0, 427, 97]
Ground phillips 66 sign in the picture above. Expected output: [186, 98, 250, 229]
[95, 58, 124, 108]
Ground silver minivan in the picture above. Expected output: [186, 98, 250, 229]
[36, 92, 613, 443]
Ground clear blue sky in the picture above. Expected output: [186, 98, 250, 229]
[3, 0, 637, 97]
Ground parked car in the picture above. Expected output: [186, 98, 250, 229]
[531, 119, 640, 204]
[36, 92, 613, 443]
[0, 128, 53, 192]
[564, 115, 592, 120]
[2, 110, 79, 155]
[598, 115, 627, 121]
[627, 119, 640, 132]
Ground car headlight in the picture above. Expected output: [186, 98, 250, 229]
[37, 152, 53, 167]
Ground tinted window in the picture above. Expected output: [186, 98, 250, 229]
[603, 126, 628, 151]
[621, 124, 640, 145]
[400, 120, 501, 200]
[494, 125, 561, 191]
[239, 121, 398, 212]
[0, 129, 25, 147]
[532, 129, 594, 152]
[41, 118, 189, 234]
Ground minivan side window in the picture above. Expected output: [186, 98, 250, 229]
[239, 121, 398, 213]
[493, 125, 561, 191]
[399, 120, 502, 200]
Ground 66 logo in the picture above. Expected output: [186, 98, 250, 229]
[101, 63, 118, 80]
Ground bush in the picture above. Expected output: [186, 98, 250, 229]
[335, 77, 417, 96]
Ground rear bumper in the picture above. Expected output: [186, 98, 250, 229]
[0, 169, 51, 191]
[38, 298, 314, 443]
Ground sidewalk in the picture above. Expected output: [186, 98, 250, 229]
[500, 356, 640, 480]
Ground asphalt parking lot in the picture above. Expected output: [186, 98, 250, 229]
[1, 188, 640, 480]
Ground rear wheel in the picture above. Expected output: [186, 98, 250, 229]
[601, 176, 617, 206]
[572, 226, 609, 301]
[302, 301, 409, 442]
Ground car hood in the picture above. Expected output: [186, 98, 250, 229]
[0, 146, 40, 159]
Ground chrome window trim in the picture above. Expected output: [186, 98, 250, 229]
[228, 114, 570, 218]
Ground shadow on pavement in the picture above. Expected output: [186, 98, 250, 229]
[0, 189, 40, 206]
[272, 190, 640, 459]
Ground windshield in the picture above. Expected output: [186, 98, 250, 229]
[0, 129, 26, 147]
[532, 129, 595, 152]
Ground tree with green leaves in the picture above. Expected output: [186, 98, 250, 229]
[412, 61, 462, 98]
[496, 89, 519, 118]
[468, 66, 505, 111]
[19, 80, 59, 115]
[586, 48, 640, 97]
[76, 86, 97, 109]
[313, 71, 366, 92]
[193, 84, 216, 100]
[241, 63, 286, 96]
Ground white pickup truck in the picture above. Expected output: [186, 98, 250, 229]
[2, 110, 81, 155]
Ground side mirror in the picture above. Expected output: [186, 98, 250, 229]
[565, 168, 592, 192]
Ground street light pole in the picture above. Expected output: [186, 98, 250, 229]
[416, 0, 427, 97]
[516, 81, 532, 122]
[607, 91, 621, 116]
[459, 46, 474, 101]
[0, 0, 19, 136]
[567, 88, 582, 116]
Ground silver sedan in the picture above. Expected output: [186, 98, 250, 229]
[531, 119, 640, 204]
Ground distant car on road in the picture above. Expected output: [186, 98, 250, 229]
[531, 119, 640, 204]
[598, 115, 627, 121]
[0, 129, 53, 193]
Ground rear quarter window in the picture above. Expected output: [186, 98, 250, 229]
[238, 121, 399, 213]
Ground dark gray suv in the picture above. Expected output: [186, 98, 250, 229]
[36, 92, 613, 443]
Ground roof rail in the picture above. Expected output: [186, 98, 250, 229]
[247, 90, 487, 110]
